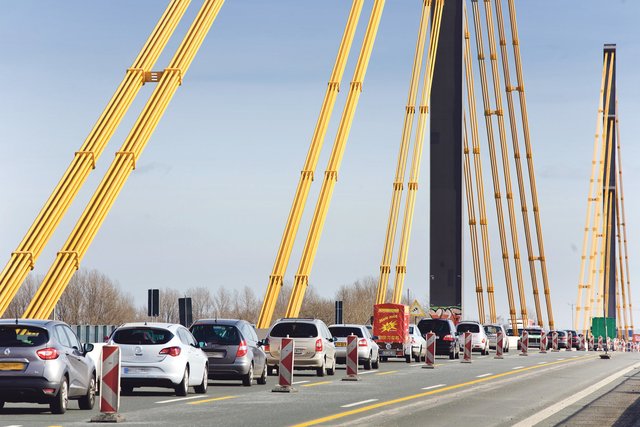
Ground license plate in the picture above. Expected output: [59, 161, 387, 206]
[123, 367, 149, 374]
[335, 342, 346, 347]
[209, 352, 224, 359]
[381, 349, 395, 357]
[294, 348, 304, 355]
[0, 362, 26, 371]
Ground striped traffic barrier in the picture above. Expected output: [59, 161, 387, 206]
[566, 332, 573, 351]
[540, 330, 547, 354]
[272, 337, 296, 392]
[598, 336, 603, 351]
[579, 334, 586, 351]
[461, 332, 472, 363]
[423, 332, 436, 368]
[588, 335, 594, 351]
[519, 330, 529, 356]
[342, 334, 360, 381]
[494, 330, 504, 359]
[90, 345, 124, 423]
[551, 331, 559, 352]
[606, 337, 611, 352]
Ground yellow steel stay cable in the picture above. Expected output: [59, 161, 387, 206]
[463, 5, 496, 324]
[462, 111, 487, 323]
[0, 0, 191, 316]
[490, 0, 544, 327]
[575, 59, 607, 333]
[375, 0, 432, 306]
[615, 112, 634, 335]
[24, 0, 225, 319]
[613, 117, 629, 336]
[479, 0, 533, 327]
[285, 0, 386, 318]
[256, 0, 365, 328]
[390, 0, 444, 305]
[469, 0, 521, 331]
[504, 0, 554, 329]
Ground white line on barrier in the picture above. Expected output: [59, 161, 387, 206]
[512, 366, 524, 370]
[155, 396, 202, 404]
[512, 362, 640, 427]
[341, 399, 379, 408]
[422, 384, 446, 390]
[476, 373, 492, 378]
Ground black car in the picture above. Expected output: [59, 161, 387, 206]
[417, 318, 460, 359]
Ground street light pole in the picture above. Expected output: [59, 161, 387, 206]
[568, 303, 575, 329]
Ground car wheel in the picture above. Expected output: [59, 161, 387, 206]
[257, 363, 267, 385]
[364, 354, 372, 370]
[0, 401, 4, 409]
[449, 349, 455, 359]
[50, 377, 68, 414]
[380, 356, 388, 362]
[121, 385, 133, 395]
[243, 363, 254, 387]
[78, 374, 96, 410]
[456, 347, 460, 359]
[175, 367, 189, 396]
[194, 367, 208, 394]
[267, 365, 276, 376]
[414, 348, 421, 363]
[405, 354, 411, 363]
[327, 358, 336, 376]
[372, 355, 380, 369]
[316, 359, 326, 377]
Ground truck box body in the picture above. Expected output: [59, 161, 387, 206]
[373, 304, 409, 359]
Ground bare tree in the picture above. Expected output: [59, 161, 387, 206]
[4, 273, 40, 319]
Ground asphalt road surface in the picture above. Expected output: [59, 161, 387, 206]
[2, 349, 639, 426]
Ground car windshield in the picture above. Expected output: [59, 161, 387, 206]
[484, 325, 499, 335]
[270, 322, 318, 338]
[524, 328, 541, 335]
[417, 320, 450, 336]
[112, 327, 173, 345]
[0, 325, 48, 347]
[457, 324, 480, 333]
[329, 327, 363, 338]
[191, 324, 241, 346]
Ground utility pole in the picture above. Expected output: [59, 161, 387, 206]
[568, 303, 575, 329]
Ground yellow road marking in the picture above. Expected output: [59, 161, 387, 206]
[375, 370, 398, 376]
[301, 381, 332, 387]
[291, 355, 594, 427]
[187, 395, 238, 405]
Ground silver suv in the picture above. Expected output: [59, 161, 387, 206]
[265, 318, 336, 377]
[0, 319, 96, 414]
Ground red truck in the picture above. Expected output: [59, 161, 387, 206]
[373, 303, 410, 363]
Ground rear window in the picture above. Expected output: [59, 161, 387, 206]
[270, 322, 318, 338]
[112, 327, 173, 345]
[523, 328, 542, 335]
[417, 319, 451, 336]
[329, 327, 363, 338]
[0, 326, 48, 347]
[190, 324, 241, 346]
[457, 323, 480, 333]
[484, 325, 499, 335]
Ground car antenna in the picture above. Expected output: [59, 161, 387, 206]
[15, 317, 18, 325]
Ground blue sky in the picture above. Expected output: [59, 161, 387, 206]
[1, 1, 639, 329]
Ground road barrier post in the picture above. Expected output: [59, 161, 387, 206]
[551, 331, 559, 352]
[461, 332, 472, 363]
[342, 334, 360, 381]
[494, 330, 504, 359]
[423, 332, 436, 368]
[91, 345, 124, 423]
[272, 337, 296, 393]
[579, 335, 586, 351]
[588, 335, 594, 351]
[606, 337, 611, 352]
[539, 330, 547, 354]
[566, 332, 573, 351]
[519, 330, 529, 356]
[598, 336, 603, 351]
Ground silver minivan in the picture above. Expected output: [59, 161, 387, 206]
[0, 319, 96, 414]
[265, 318, 336, 377]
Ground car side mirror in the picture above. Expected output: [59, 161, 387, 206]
[83, 343, 94, 354]
[372, 336, 379, 341]
[256, 340, 264, 347]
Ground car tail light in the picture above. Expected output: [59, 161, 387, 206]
[443, 335, 455, 342]
[315, 338, 323, 353]
[358, 338, 368, 347]
[236, 340, 248, 358]
[482, 338, 486, 343]
[264, 343, 270, 353]
[36, 348, 59, 360]
[42, 388, 56, 394]
[159, 346, 181, 357]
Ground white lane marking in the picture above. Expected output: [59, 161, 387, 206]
[537, 362, 547, 365]
[422, 383, 446, 390]
[155, 396, 202, 404]
[358, 370, 377, 375]
[512, 366, 524, 370]
[557, 358, 565, 360]
[476, 373, 492, 378]
[513, 362, 640, 427]
[341, 398, 379, 408]
[411, 363, 423, 367]
[477, 356, 488, 359]
[572, 355, 579, 358]
[292, 380, 310, 385]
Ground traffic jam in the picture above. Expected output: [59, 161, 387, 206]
[0, 303, 635, 417]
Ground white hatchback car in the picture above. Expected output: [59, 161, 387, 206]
[108, 323, 208, 396]
[408, 324, 427, 362]
[328, 324, 379, 370]
[457, 321, 490, 355]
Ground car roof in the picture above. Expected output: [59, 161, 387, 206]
[328, 324, 365, 329]
[116, 322, 180, 330]
[0, 319, 58, 327]
[457, 320, 482, 325]
[192, 319, 245, 326]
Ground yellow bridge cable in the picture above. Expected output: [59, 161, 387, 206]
[614, 108, 628, 337]
[23, 0, 225, 320]
[575, 56, 607, 334]
[285, 0, 386, 318]
[463, 4, 496, 324]
[256, 0, 365, 328]
[375, 0, 432, 305]
[390, 0, 444, 305]
[469, 0, 521, 331]
[0, 0, 190, 316]
[504, 0, 554, 329]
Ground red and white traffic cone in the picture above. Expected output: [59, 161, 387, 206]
[494, 330, 504, 359]
[272, 337, 296, 392]
[461, 332, 472, 363]
[519, 330, 529, 356]
[91, 345, 125, 423]
[423, 332, 436, 369]
[540, 331, 547, 354]
[551, 331, 559, 352]
[566, 332, 573, 351]
[343, 334, 360, 381]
